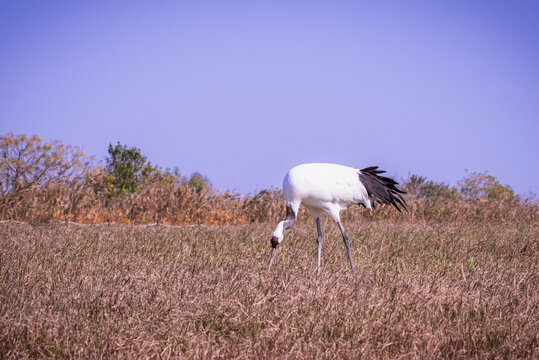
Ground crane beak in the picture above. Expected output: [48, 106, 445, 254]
[268, 236, 280, 271]
[268, 247, 277, 271]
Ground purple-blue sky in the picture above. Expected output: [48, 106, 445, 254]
[1, 1, 538, 195]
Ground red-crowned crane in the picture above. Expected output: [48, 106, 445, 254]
[268, 163, 406, 272]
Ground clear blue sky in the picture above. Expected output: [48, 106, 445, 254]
[1, 1, 538, 195]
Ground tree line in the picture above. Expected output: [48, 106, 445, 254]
[0, 133, 535, 225]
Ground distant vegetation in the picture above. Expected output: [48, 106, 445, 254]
[0, 133, 536, 225]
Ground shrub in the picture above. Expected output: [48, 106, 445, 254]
[187, 172, 212, 193]
[458, 170, 514, 201]
[402, 174, 458, 200]
[0, 133, 90, 196]
[105, 142, 156, 196]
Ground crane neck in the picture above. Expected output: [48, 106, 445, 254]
[283, 204, 296, 231]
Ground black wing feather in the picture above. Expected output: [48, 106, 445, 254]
[358, 166, 408, 212]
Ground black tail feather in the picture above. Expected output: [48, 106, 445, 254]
[358, 166, 407, 212]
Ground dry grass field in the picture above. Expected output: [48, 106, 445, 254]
[1, 219, 537, 358]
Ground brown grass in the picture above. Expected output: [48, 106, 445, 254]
[1, 179, 537, 226]
[1, 219, 537, 358]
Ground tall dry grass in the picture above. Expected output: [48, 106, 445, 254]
[1, 220, 537, 358]
[0, 177, 537, 225]
[2, 132, 536, 226]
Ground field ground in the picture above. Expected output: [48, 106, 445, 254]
[0, 220, 537, 358]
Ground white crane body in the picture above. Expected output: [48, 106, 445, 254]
[268, 163, 406, 272]
[283, 163, 372, 220]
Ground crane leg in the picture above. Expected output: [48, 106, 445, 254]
[316, 218, 323, 272]
[337, 221, 355, 271]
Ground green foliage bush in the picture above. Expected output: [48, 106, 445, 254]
[105, 142, 156, 196]
[187, 172, 211, 193]
[402, 174, 457, 199]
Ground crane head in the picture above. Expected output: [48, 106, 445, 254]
[268, 234, 282, 271]
[270, 221, 285, 248]
[268, 221, 285, 270]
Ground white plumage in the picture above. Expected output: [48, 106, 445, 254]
[268, 163, 406, 271]
[284, 163, 372, 219]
